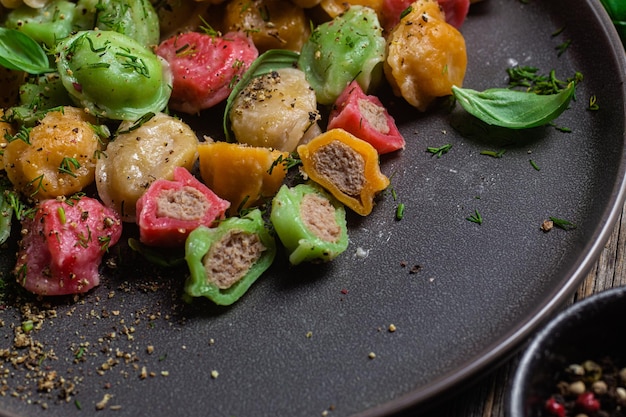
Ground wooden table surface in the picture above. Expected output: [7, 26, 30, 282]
[403, 203, 626, 417]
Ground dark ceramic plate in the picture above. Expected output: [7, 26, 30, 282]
[1, 1, 625, 417]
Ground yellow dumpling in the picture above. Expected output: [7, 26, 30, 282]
[384, 0, 467, 111]
[3, 107, 103, 200]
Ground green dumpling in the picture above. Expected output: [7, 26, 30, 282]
[73, 0, 160, 48]
[297, 6, 385, 105]
[270, 183, 349, 265]
[4, 0, 77, 48]
[55, 30, 172, 121]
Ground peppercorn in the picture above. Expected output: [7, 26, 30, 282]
[569, 381, 586, 395]
[592, 380, 608, 395]
[576, 392, 600, 413]
[545, 396, 566, 417]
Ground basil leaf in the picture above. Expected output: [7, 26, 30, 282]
[223, 49, 299, 141]
[600, 0, 626, 21]
[451, 82, 576, 129]
[0, 27, 51, 74]
[0, 177, 14, 245]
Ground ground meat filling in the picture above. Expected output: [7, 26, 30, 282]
[300, 193, 341, 243]
[155, 186, 209, 221]
[311, 140, 365, 198]
[203, 230, 266, 289]
[358, 98, 390, 134]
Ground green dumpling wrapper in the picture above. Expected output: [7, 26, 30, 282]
[297, 5, 386, 105]
[55, 30, 172, 120]
[270, 183, 349, 265]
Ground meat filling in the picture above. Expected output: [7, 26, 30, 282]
[311, 140, 365, 197]
[155, 186, 209, 221]
[300, 193, 341, 243]
[358, 98, 390, 134]
[203, 230, 266, 289]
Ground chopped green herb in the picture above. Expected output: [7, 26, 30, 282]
[75, 347, 85, 359]
[267, 153, 301, 174]
[530, 159, 541, 171]
[59, 157, 81, 178]
[550, 123, 572, 133]
[7, 191, 36, 220]
[57, 206, 66, 224]
[589, 95, 599, 111]
[427, 144, 452, 158]
[395, 203, 405, 221]
[556, 39, 572, 57]
[466, 209, 483, 225]
[480, 149, 506, 158]
[27, 174, 47, 197]
[98, 235, 112, 252]
[198, 15, 220, 37]
[400, 5, 414, 19]
[5, 125, 32, 145]
[506, 66, 580, 95]
[116, 112, 155, 135]
[549, 216, 576, 230]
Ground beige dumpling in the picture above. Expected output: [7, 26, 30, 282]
[96, 113, 199, 222]
[230, 67, 321, 152]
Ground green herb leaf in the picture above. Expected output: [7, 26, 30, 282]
[452, 81, 576, 129]
[0, 28, 51, 74]
[549, 216, 576, 230]
[395, 203, 405, 221]
[223, 49, 299, 141]
[426, 144, 452, 158]
[466, 209, 483, 225]
[480, 149, 506, 158]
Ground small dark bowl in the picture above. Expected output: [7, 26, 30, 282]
[508, 286, 626, 417]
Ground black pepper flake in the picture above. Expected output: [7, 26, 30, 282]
[409, 265, 421, 274]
